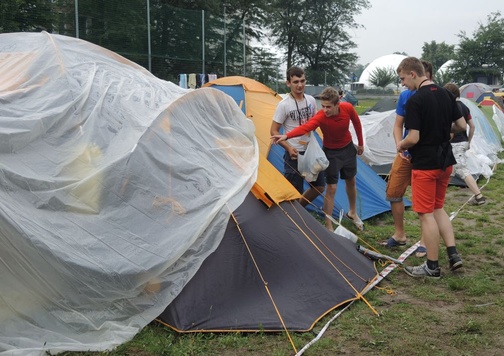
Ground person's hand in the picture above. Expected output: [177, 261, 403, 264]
[271, 134, 287, 145]
[287, 146, 298, 160]
[357, 145, 364, 155]
[399, 151, 411, 161]
[396, 140, 405, 154]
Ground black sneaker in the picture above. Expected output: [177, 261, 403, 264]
[404, 262, 441, 279]
[449, 253, 463, 271]
[469, 195, 486, 205]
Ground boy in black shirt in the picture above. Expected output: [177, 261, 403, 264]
[396, 57, 466, 279]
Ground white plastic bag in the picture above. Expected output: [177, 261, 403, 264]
[334, 210, 358, 243]
[298, 135, 329, 182]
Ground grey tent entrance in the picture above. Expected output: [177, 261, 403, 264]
[158, 193, 377, 332]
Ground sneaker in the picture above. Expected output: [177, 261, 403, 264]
[469, 195, 486, 205]
[404, 262, 441, 279]
[449, 253, 463, 271]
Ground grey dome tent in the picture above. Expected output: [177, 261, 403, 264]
[158, 192, 378, 332]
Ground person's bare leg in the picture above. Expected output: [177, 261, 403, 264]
[390, 200, 407, 242]
[418, 212, 441, 261]
[324, 183, 337, 231]
[299, 185, 325, 207]
[463, 175, 481, 196]
[345, 177, 358, 218]
[433, 208, 456, 248]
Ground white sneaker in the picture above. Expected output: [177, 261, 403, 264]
[404, 262, 441, 279]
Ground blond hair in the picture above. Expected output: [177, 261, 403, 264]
[396, 57, 425, 77]
[319, 87, 340, 105]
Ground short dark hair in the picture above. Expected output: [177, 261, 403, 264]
[444, 82, 460, 98]
[286, 66, 305, 81]
[319, 87, 340, 105]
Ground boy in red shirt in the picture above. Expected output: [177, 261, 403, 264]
[272, 87, 364, 231]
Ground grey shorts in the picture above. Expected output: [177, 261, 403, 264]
[323, 143, 357, 184]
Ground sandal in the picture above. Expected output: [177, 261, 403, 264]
[415, 246, 427, 258]
[345, 212, 364, 231]
[380, 237, 406, 248]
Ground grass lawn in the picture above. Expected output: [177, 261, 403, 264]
[354, 98, 380, 115]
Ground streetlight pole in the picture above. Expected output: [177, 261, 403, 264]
[223, 5, 227, 77]
[74, 0, 79, 38]
[146, 0, 152, 72]
[242, 18, 246, 76]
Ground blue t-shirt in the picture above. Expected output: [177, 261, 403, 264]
[396, 89, 416, 117]
[396, 89, 416, 157]
[396, 89, 416, 138]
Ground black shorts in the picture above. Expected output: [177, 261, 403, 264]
[323, 143, 357, 184]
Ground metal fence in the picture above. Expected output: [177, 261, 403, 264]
[47, 1, 248, 84]
[2, 1, 343, 90]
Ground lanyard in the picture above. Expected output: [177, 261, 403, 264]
[290, 93, 308, 124]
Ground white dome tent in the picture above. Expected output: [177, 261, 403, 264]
[358, 54, 407, 88]
[437, 59, 455, 75]
[436, 60, 456, 82]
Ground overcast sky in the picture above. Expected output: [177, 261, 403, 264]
[350, 1, 501, 66]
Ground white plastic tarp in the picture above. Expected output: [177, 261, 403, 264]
[490, 104, 504, 142]
[354, 102, 501, 179]
[460, 98, 502, 177]
[353, 110, 397, 167]
[0, 32, 258, 354]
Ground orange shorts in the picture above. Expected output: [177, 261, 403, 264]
[386, 153, 412, 201]
[411, 166, 453, 214]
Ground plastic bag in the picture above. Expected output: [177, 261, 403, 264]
[297, 135, 329, 182]
[334, 210, 358, 243]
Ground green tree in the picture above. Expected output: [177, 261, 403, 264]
[269, 0, 369, 85]
[296, 0, 369, 86]
[0, 0, 56, 33]
[434, 70, 455, 87]
[368, 66, 397, 92]
[348, 63, 365, 81]
[154, 0, 270, 78]
[247, 47, 280, 88]
[450, 11, 504, 85]
[421, 40, 455, 73]
[268, 0, 306, 69]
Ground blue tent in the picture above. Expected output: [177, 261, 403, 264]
[204, 76, 397, 221]
[268, 133, 399, 220]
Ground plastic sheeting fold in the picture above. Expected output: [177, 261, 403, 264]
[0, 32, 258, 354]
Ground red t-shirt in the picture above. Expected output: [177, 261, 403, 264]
[286, 102, 363, 149]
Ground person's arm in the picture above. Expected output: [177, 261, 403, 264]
[467, 118, 475, 149]
[451, 101, 467, 133]
[270, 121, 297, 157]
[397, 129, 419, 151]
[451, 117, 467, 133]
[271, 112, 320, 145]
[394, 114, 411, 160]
[393, 115, 405, 145]
[350, 108, 364, 155]
[286, 114, 320, 138]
